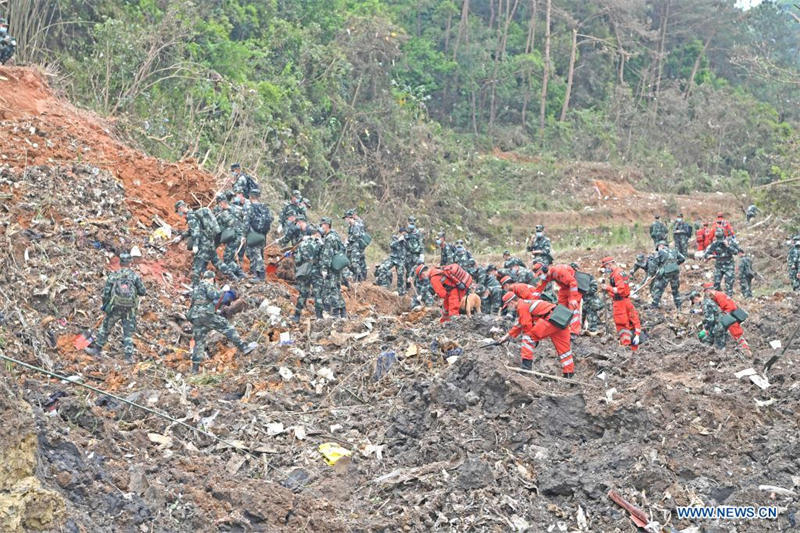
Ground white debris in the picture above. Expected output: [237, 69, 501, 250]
[266, 422, 285, 436]
[604, 388, 618, 404]
[769, 340, 782, 350]
[735, 368, 757, 379]
[278, 366, 294, 382]
[317, 367, 335, 381]
[129, 245, 142, 257]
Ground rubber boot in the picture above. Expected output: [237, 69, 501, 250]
[85, 345, 103, 357]
[521, 359, 532, 371]
[563, 372, 574, 379]
[256, 271, 265, 281]
[339, 308, 348, 319]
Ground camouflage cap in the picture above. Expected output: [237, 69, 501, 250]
[398, 227, 408, 234]
[486, 264, 497, 272]
[320, 216, 332, 226]
[292, 189, 302, 197]
[502, 250, 511, 256]
[408, 215, 416, 223]
[174, 200, 186, 212]
[119, 253, 132, 265]
[306, 224, 320, 235]
[535, 224, 544, 232]
[343, 208, 355, 219]
[215, 193, 228, 203]
[230, 162, 241, 170]
[203, 270, 215, 279]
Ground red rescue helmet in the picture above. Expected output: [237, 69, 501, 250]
[500, 275, 512, 286]
[501, 291, 517, 309]
[701, 282, 714, 290]
[414, 264, 428, 279]
[600, 256, 614, 265]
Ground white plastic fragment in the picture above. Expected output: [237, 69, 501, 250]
[266, 422, 285, 436]
[769, 340, 782, 350]
[278, 367, 294, 382]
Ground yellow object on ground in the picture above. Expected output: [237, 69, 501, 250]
[318, 443, 352, 466]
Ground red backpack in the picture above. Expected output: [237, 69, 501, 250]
[442, 263, 473, 289]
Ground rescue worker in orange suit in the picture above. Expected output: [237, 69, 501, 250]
[417, 264, 472, 323]
[500, 278, 538, 300]
[600, 257, 642, 351]
[714, 212, 735, 238]
[690, 283, 751, 355]
[497, 293, 574, 377]
[696, 222, 710, 252]
[530, 263, 582, 335]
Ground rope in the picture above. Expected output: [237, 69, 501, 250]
[0, 352, 264, 457]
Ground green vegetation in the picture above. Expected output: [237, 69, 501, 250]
[6, 0, 800, 236]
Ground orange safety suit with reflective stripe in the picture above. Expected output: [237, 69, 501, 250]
[532, 264, 582, 334]
[429, 267, 467, 323]
[605, 266, 642, 351]
[708, 289, 749, 351]
[508, 299, 574, 374]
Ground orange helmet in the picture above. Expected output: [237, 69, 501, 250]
[702, 282, 714, 289]
[501, 291, 517, 309]
[600, 256, 614, 265]
[414, 264, 428, 279]
[500, 275, 512, 286]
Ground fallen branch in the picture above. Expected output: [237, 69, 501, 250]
[504, 364, 592, 386]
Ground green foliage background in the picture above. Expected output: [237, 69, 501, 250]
[9, 0, 800, 243]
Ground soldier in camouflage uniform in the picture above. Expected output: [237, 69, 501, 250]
[243, 189, 272, 280]
[292, 226, 323, 321]
[648, 241, 685, 309]
[453, 240, 476, 275]
[510, 263, 536, 285]
[410, 264, 436, 308]
[279, 214, 307, 247]
[319, 217, 348, 318]
[688, 290, 726, 349]
[175, 200, 228, 283]
[188, 270, 258, 371]
[214, 194, 245, 279]
[671, 214, 693, 257]
[435, 231, 456, 266]
[704, 229, 742, 296]
[788, 236, 800, 291]
[374, 260, 394, 288]
[388, 231, 407, 295]
[85, 253, 146, 361]
[738, 254, 755, 298]
[632, 252, 653, 279]
[479, 264, 504, 314]
[502, 250, 524, 270]
[404, 219, 424, 290]
[230, 163, 260, 199]
[279, 190, 306, 233]
[649, 215, 668, 247]
[527, 225, 553, 266]
[344, 209, 369, 282]
[571, 263, 602, 333]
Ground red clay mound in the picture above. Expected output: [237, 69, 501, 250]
[0, 65, 215, 226]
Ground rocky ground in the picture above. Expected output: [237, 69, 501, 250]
[1, 66, 799, 533]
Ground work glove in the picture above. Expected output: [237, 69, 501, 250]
[283, 251, 293, 258]
[569, 300, 579, 310]
[321, 270, 328, 279]
[170, 235, 183, 245]
[498, 333, 511, 345]
[456, 282, 466, 290]
[632, 335, 640, 346]
[192, 245, 199, 254]
[419, 253, 425, 263]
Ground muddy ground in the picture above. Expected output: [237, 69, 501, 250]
[0, 65, 799, 533]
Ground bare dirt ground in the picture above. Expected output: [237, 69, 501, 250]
[1, 66, 798, 533]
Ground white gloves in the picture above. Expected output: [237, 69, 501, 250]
[632, 335, 640, 346]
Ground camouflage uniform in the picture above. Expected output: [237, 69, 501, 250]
[701, 295, 727, 349]
[738, 255, 755, 298]
[453, 243, 476, 276]
[788, 241, 800, 291]
[293, 234, 323, 319]
[527, 226, 553, 266]
[649, 218, 668, 247]
[346, 216, 369, 282]
[412, 274, 436, 307]
[632, 253, 652, 278]
[94, 266, 146, 360]
[581, 275, 603, 332]
[243, 199, 272, 279]
[672, 217, 693, 257]
[320, 223, 347, 315]
[503, 253, 525, 270]
[745, 205, 758, 222]
[374, 260, 393, 288]
[188, 276, 248, 363]
[511, 266, 536, 285]
[704, 236, 741, 296]
[404, 226, 424, 289]
[648, 244, 685, 308]
[279, 218, 306, 247]
[231, 171, 260, 199]
[183, 207, 227, 282]
[215, 202, 245, 278]
[436, 233, 457, 267]
[480, 270, 504, 314]
[389, 235, 407, 295]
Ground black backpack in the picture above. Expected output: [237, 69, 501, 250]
[249, 203, 273, 234]
[244, 175, 261, 198]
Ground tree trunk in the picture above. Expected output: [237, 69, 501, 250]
[489, 0, 520, 131]
[444, 12, 452, 53]
[471, 89, 479, 135]
[452, 0, 470, 60]
[684, 30, 715, 99]
[652, 0, 671, 121]
[538, 0, 551, 141]
[560, 28, 578, 122]
[525, 0, 537, 54]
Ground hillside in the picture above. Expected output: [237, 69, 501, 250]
[1, 64, 800, 532]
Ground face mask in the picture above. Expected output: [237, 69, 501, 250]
[539, 274, 547, 282]
[676, 218, 682, 222]
[435, 239, 442, 247]
[536, 232, 543, 238]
